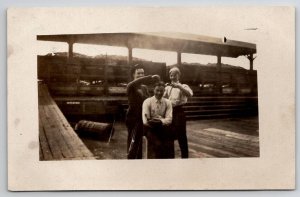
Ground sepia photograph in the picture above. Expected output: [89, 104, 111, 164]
[37, 32, 259, 160]
[7, 7, 295, 190]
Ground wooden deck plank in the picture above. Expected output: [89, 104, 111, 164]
[49, 104, 94, 158]
[203, 128, 259, 143]
[38, 83, 95, 160]
[188, 141, 240, 157]
[47, 95, 94, 159]
[187, 119, 258, 136]
[192, 128, 259, 148]
[39, 108, 64, 160]
[42, 105, 75, 159]
[188, 129, 259, 155]
[44, 104, 83, 158]
[39, 118, 54, 160]
[188, 134, 258, 157]
[188, 148, 214, 158]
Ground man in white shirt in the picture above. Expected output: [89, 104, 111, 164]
[164, 67, 193, 158]
[142, 81, 174, 159]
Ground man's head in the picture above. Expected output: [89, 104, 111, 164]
[131, 64, 145, 80]
[153, 81, 165, 100]
[169, 67, 181, 82]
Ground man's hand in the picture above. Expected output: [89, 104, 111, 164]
[151, 75, 160, 82]
[148, 118, 163, 128]
[170, 82, 182, 89]
[170, 82, 192, 97]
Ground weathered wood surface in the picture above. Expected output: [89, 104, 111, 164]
[81, 117, 259, 159]
[39, 83, 95, 161]
[187, 118, 259, 158]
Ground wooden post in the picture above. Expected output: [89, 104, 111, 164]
[127, 47, 133, 83]
[128, 47, 132, 65]
[247, 54, 255, 94]
[104, 54, 108, 95]
[217, 55, 221, 71]
[249, 54, 254, 71]
[68, 41, 74, 59]
[177, 51, 182, 66]
[217, 55, 222, 94]
[68, 41, 77, 93]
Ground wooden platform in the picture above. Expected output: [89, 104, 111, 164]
[38, 83, 95, 160]
[81, 117, 259, 159]
[187, 120, 259, 158]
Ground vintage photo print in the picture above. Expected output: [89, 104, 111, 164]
[7, 7, 295, 190]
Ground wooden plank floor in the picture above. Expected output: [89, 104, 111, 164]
[39, 83, 95, 161]
[81, 117, 259, 159]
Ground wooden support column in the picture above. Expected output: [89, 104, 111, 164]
[246, 53, 256, 71]
[128, 47, 132, 65]
[68, 41, 78, 93]
[103, 54, 108, 96]
[246, 53, 256, 95]
[249, 54, 254, 71]
[68, 41, 74, 59]
[217, 55, 221, 71]
[177, 51, 182, 67]
[217, 55, 222, 94]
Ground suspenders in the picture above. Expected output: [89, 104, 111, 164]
[168, 86, 173, 98]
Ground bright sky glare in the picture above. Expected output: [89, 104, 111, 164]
[37, 42, 253, 69]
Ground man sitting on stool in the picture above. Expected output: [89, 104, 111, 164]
[142, 81, 174, 159]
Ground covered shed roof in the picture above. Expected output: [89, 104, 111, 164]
[37, 32, 256, 58]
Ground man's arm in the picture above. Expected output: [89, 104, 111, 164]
[178, 84, 193, 97]
[142, 98, 150, 125]
[160, 100, 173, 125]
[127, 75, 160, 94]
[127, 75, 152, 94]
[182, 84, 193, 97]
[163, 86, 170, 98]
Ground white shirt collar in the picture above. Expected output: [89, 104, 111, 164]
[154, 97, 162, 103]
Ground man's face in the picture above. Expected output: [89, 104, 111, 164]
[133, 68, 145, 79]
[169, 72, 179, 82]
[154, 85, 165, 100]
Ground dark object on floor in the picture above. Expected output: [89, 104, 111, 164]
[75, 120, 114, 141]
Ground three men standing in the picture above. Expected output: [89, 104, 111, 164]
[126, 65, 193, 159]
